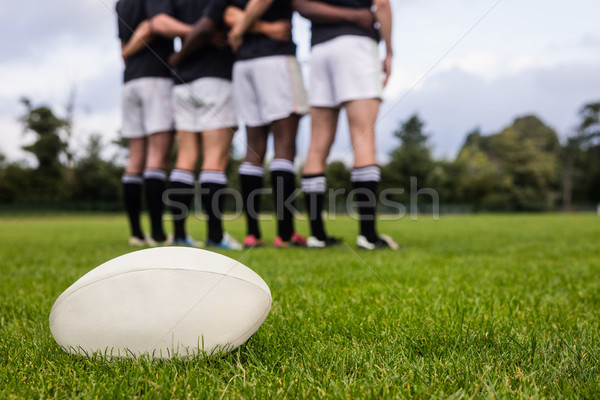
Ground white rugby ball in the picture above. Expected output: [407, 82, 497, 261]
[49, 247, 271, 358]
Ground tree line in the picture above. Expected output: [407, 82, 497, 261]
[1, 98, 599, 212]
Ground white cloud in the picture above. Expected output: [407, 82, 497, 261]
[2, 0, 600, 165]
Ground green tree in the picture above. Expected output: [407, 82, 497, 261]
[20, 99, 68, 174]
[20, 98, 69, 202]
[382, 114, 434, 202]
[453, 131, 508, 210]
[69, 134, 124, 209]
[563, 101, 600, 205]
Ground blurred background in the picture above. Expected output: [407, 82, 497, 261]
[0, 0, 599, 212]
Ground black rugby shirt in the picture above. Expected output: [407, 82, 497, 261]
[309, 0, 378, 47]
[206, 0, 297, 61]
[117, 0, 174, 82]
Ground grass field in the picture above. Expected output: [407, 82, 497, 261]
[1, 213, 599, 399]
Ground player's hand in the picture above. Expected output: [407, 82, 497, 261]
[262, 20, 291, 42]
[382, 53, 392, 87]
[228, 25, 244, 53]
[353, 8, 376, 33]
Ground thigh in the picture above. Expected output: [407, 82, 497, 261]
[271, 114, 300, 161]
[194, 78, 237, 132]
[201, 128, 235, 172]
[172, 84, 197, 134]
[253, 56, 308, 123]
[309, 44, 336, 108]
[233, 61, 264, 127]
[142, 78, 175, 135]
[174, 130, 201, 172]
[303, 107, 339, 174]
[121, 80, 145, 139]
[322, 36, 383, 106]
[125, 137, 147, 174]
[146, 131, 174, 170]
[345, 98, 381, 168]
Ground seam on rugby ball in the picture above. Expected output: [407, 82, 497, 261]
[50, 266, 270, 313]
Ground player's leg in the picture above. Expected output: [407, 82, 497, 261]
[270, 114, 304, 246]
[232, 59, 270, 247]
[346, 98, 398, 250]
[123, 137, 147, 245]
[300, 36, 343, 247]
[200, 127, 241, 249]
[250, 55, 308, 247]
[144, 130, 174, 244]
[301, 106, 339, 245]
[142, 78, 175, 244]
[121, 79, 148, 245]
[168, 130, 200, 245]
[239, 125, 268, 246]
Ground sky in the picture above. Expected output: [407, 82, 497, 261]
[1, 0, 599, 165]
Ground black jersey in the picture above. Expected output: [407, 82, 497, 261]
[117, 0, 174, 82]
[310, 0, 378, 46]
[206, 0, 296, 61]
[167, 0, 235, 83]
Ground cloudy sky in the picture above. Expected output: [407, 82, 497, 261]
[1, 0, 599, 165]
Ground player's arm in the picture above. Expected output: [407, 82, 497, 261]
[121, 20, 153, 61]
[292, 0, 374, 32]
[150, 13, 194, 39]
[224, 6, 291, 42]
[227, 0, 276, 52]
[374, 0, 393, 86]
[169, 16, 219, 67]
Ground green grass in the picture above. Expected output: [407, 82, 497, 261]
[1, 213, 599, 399]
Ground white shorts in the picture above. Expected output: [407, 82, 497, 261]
[121, 77, 174, 138]
[172, 77, 237, 132]
[309, 35, 383, 108]
[233, 55, 308, 127]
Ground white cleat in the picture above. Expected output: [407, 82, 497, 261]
[356, 234, 399, 250]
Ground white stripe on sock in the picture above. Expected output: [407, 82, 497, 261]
[199, 170, 227, 185]
[169, 169, 195, 186]
[270, 158, 295, 174]
[239, 162, 264, 177]
[122, 174, 143, 184]
[351, 166, 381, 182]
[143, 169, 167, 181]
[301, 176, 327, 194]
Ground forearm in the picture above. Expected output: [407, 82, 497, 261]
[173, 17, 216, 65]
[150, 13, 193, 39]
[225, 6, 281, 35]
[292, 0, 371, 25]
[374, 0, 392, 56]
[232, 0, 274, 35]
[121, 20, 153, 60]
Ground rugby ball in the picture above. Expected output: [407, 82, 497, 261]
[49, 247, 271, 358]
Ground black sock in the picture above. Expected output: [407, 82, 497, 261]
[144, 169, 167, 242]
[271, 159, 296, 242]
[200, 171, 226, 244]
[168, 169, 195, 241]
[301, 174, 327, 240]
[122, 174, 144, 239]
[239, 162, 264, 239]
[351, 166, 381, 243]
